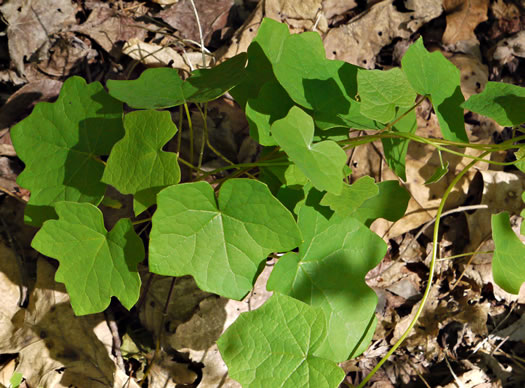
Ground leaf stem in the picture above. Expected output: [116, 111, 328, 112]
[356, 151, 489, 388]
[184, 103, 194, 166]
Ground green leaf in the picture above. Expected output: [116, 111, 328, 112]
[10, 76, 124, 226]
[357, 67, 417, 123]
[265, 159, 308, 187]
[492, 212, 525, 294]
[521, 192, 525, 236]
[246, 81, 293, 146]
[402, 38, 467, 142]
[102, 110, 180, 200]
[353, 180, 411, 226]
[463, 81, 525, 127]
[271, 106, 347, 194]
[270, 28, 379, 130]
[149, 179, 301, 300]
[320, 176, 379, 216]
[133, 186, 163, 216]
[381, 109, 418, 181]
[231, 18, 290, 108]
[9, 372, 23, 388]
[107, 53, 247, 109]
[31, 202, 144, 315]
[217, 293, 345, 388]
[514, 147, 525, 174]
[424, 161, 450, 184]
[268, 204, 387, 360]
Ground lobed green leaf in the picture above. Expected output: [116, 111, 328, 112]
[102, 110, 180, 214]
[10, 76, 124, 226]
[31, 202, 144, 315]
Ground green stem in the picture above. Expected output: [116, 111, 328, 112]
[341, 132, 525, 167]
[356, 151, 489, 388]
[132, 217, 152, 226]
[176, 106, 183, 155]
[184, 103, 194, 165]
[197, 102, 208, 170]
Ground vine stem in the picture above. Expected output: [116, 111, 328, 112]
[356, 151, 489, 388]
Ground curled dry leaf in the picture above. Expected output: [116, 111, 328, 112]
[122, 39, 210, 70]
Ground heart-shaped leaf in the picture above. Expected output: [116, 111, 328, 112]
[357, 67, 416, 123]
[268, 204, 387, 360]
[149, 179, 301, 299]
[218, 293, 345, 388]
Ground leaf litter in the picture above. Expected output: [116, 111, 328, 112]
[2, 0, 525, 387]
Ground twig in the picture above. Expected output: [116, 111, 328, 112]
[104, 309, 125, 371]
[188, 0, 206, 68]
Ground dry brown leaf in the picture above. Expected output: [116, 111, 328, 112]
[442, 0, 489, 49]
[73, 4, 149, 54]
[158, 0, 233, 45]
[447, 53, 488, 99]
[0, 0, 77, 75]
[122, 38, 210, 70]
[323, 0, 442, 68]
[0, 252, 138, 388]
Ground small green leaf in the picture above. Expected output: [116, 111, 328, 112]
[463, 82, 525, 127]
[102, 110, 180, 198]
[381, 109, 418, 181]
[10, 76, 124, 226]
[402, 38, 467, 142]
[9, 372, 23, 388]
[492, 212, 525, 294]
[268, 204, 387, 360]
[424, 161, 450, 184]
[149, 179, 301, 300]
[31, 202, 144, 315]
[107, 54, 247, 109]
[353, 180, 411, 226]
[514, 147, 525, 173]
[357, 67, 416, 123]
[218, 293, 345, 388]
[271, 106, 347, 194]
[320, 176, 379, 216]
